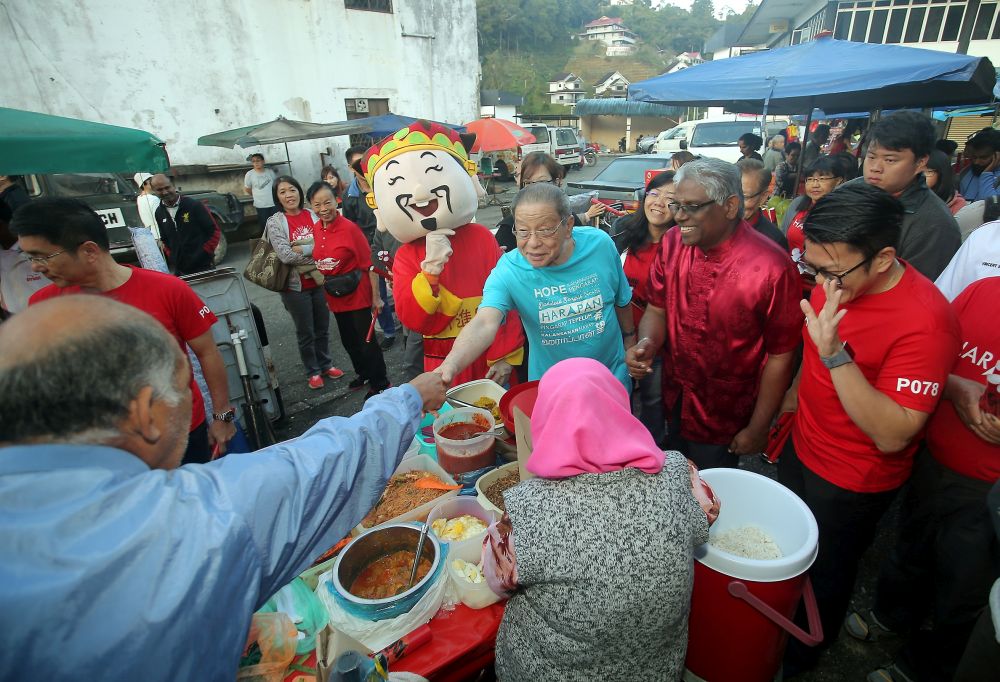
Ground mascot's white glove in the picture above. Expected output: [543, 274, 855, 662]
[420, 229, 455, 277]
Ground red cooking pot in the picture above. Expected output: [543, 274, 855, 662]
[498, 380, 539, 434]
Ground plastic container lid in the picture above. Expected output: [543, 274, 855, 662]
[694, 468, 818, 583]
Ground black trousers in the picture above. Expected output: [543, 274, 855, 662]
[182, 420, 211, 465]
[334, 307, 388, 390]
[665, 397, 737, 470]
[873, 449, 1000, 681]
[778, 437, 899, 671]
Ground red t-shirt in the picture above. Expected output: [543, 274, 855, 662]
[622, 240, 658, 329]
[787, 209, 808, 258]
[30, 267, 218, 430]
[926, 278, 1000, 481]
[312, 213, 372, 313]
[285, 211, 319, 290]
[793, 263, 961, 493]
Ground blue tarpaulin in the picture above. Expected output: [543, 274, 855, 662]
[629, 36, 995, 115]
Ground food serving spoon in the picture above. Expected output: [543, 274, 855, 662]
[406, 521, 430, 590]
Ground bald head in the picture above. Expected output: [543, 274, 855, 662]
[150, 174, 179, 205]
[0, 295, 186, 446]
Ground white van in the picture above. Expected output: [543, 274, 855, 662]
[520, 124, 583, 171]
[653, 116, 769, 163]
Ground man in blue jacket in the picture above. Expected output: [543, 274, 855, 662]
[958, 128, 1000, 202]
[0, 295, 446, 681]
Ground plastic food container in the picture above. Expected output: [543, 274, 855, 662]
[448, 559, 502, 610]
[446, 379, 507, 417]
[433, 407, 497, 476]
[475, 461, 520, 515]
[352, 454, 459, 536]
[426, 497, 499, 564]
[331, 523, 445, 621]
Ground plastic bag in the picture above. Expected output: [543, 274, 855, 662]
[236, 612, 298, 682]
[129, 226, 169, 273]
[259, 577, 329, 654]
[316, 559, 454, 652]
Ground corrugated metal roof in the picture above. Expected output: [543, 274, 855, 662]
[573, 98, 683, 117]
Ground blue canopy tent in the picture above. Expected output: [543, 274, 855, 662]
[628, 36, 995, 116]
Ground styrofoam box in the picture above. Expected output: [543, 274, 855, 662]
[446, 379, 507, 412]
[352, 454, 459, 536]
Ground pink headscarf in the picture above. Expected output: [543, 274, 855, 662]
[526, 358, 665, 479]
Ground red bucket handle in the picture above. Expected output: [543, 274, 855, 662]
[727, 576, 824, 647]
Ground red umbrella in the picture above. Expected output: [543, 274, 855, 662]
[465, 118, 537, 152]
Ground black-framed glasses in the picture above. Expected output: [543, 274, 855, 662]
[514, 218, 567, 241]
[667, 199, 715, 215]
[522, 177, 556, 186]
[644, 189, 673, 202]
[24, 250, 67, 265]
[794, 254, 870, 288]
[804, 175, 838, 185]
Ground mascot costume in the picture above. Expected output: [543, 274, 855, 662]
[362, 121, 524, 385]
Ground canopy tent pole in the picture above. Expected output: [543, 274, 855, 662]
[795, 99, 814, 194]
[284, 141, 292, 178]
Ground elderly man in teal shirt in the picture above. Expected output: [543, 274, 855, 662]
[0, 295, 445, 681]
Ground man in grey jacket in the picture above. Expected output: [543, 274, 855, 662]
[852, 111, 960, 280]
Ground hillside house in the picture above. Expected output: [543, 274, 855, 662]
[548, 73, 585, 106]
[579, 16, 638, 56]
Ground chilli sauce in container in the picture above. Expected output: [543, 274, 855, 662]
[433, 407, 497, 475]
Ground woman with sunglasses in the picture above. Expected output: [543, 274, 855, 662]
[611, 170, 676, 444]
[494, 152, 607, 253]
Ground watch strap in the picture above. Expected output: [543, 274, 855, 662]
[821, 345, 854, 369]
[213, 408, 237, 422]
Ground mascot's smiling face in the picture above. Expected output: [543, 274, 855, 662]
[362, 120, 480, 245]
[372, 148, 477, 241]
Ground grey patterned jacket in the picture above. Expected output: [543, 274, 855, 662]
[265, 210, 318, 292]
[495, 452, 709, 681]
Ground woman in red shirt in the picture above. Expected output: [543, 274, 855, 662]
[781, 157, 846, 295]
[611, 170, 676, 445]
[307, 181, 389, 399]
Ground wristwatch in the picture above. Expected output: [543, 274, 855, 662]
[213, 407, 237, 423]
[821, 342, 855, 370]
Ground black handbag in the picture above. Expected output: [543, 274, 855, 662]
[323, 269, 363, 297]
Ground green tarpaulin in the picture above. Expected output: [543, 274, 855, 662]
[0, 107, 169, 174]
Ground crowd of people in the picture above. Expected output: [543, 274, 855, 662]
[1, 109, 999, 681]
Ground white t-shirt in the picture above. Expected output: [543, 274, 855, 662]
[136, 193, 161, 237]
[935, 220, 1000, 301]
[244, 168, 276, 209]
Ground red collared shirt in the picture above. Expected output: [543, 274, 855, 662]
[647, 221, 804, 443]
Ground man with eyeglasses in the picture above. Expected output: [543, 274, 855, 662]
[737, 158, 787, 250]
[437, 182, 634, 391]
[12, 198, 237, 464]
[626, 157, 803, 470]
[777, 182, 961, 677]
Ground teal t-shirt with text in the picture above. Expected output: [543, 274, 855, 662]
[481, 227, 633, 390]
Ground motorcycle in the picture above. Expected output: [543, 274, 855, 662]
[582, 147, 598, 167]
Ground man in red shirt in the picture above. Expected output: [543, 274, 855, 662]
[13, 198, 237, 463]
[626, 157, 803, 469]
[778, 183, 961, 675]
[845, 276, 1000, 682]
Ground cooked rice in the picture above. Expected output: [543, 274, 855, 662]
[710, 525, 783, 560]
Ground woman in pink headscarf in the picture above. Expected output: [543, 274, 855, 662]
[482, 357, 718, 682]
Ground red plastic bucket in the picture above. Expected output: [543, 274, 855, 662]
[684, 469, 822, 682]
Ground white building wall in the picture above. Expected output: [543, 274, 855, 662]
[0, 0, 479, 181]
